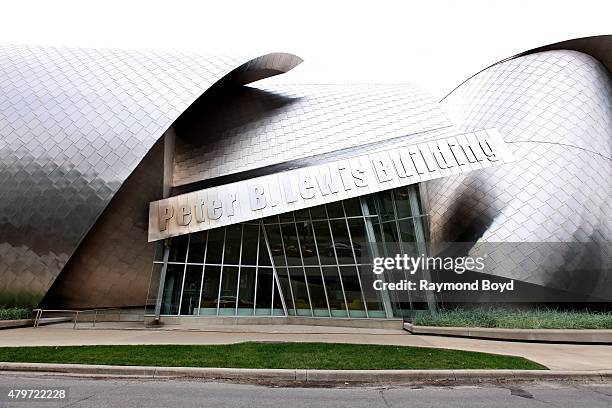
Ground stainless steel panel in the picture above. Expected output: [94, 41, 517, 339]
[0, 45, 301, 306]
[42, 139, 164, 308]
[150, 129, 514, 241]
[426, 48, 612, 300]
[172, 84, 453, 186]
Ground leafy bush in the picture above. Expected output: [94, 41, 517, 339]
[414, 307, 612, 329]
[0, 307, 32, 320]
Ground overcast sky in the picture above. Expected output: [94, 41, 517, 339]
[1, 0, 610, 98]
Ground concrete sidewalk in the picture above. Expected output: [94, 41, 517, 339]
[0, 324, 611, 371]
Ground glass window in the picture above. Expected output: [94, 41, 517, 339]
[322, 267, 347, 317]
[281, 223, 301, 266]
[262, 215, 279, 225]
[241, 224, 259, 265]
[265, 223, 286, 267]
[398, 219, 417, 242]
[369, 218, 384, 243]
[276, 267, 294, 313]
[255, 267, 273, 315]
[218, 266, 238, 314]
[329, 219, 355, 264]
[362, 194, 378, 216]
[258, 228, 272, 266]
[180, 265, 203, 315]
[237, 267, 256, 315]
[304, 267, 329, 316]
[393, 188, 413, 219]
[223, 225, 242, 265]
[272, 280, 284, 316]
[312, 220, 335, 265]
[296, 219, 317, 266]
[347, 218, 369, 263]
[155, 184, 431, 320]
[161, 264, 184, 315]
[187, 232, 206, 263]
[293, 209, 310, 221]
[343, 198, 362, 217]
[153, 242, 165, 262]
[413, 186, 424, 215]
[199, 265, 220, 315]
[287, 267, 311, 315]
[326, 202, 344, 218]
[382, 221, 399, 243]
[205, 228, 224, 264]
[279, 212, 294, 223]
[377, 190, 395, 221]
[309, 204, 327, 220]
[359, 264, 386, 318]
[340, 266, 366, 318]
[168, 235, 188, 263]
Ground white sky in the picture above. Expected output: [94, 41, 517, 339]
[1, 0, 610, 99]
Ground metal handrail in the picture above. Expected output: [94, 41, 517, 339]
[32, 307, 143, 329]
[90, 307, 123, 327]
[32, 309, 81, 328]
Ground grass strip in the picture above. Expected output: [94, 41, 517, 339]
[414, 307, 612, 329]
[0, 342, 546, 370]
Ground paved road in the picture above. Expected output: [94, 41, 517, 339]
[0, 374, 611, 407]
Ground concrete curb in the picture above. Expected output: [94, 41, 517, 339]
[0, 317, 72, 330]
[1, 363, 611, 383]
[404, 323, 612, 344]
[0, 319, 32, 329]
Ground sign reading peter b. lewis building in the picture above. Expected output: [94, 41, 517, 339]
[148, 129, 514, 241]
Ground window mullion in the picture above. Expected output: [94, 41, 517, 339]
[215, 228, 227, 317]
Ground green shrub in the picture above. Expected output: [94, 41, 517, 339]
[414, 307, 612, 329]
[0, 307, 32, 320]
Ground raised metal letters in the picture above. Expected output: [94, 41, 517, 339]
[158, 204, 174, 231]
[177, 204, 192, 226]
[208, 196, 223, 220]
[149, 129, 514, 241]
[372, 158, 394, 183]
[299, 173, 316, 199]
[249, 185, 267, 210]
[315, 168, 340, 196]
[194, 197, 207, 223]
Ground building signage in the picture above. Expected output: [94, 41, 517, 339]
[148, 129, 514, 241]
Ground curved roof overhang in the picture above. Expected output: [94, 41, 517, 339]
[442, 34, 612, 101]
[0, 44, 301, 304]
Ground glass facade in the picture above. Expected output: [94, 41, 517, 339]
[148, 185, 432, 319]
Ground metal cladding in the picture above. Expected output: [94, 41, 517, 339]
[0, 44, 302, 306]
[1, 36, 611, 309]
[42, 140, 165, 308]
[160, 82, 514, 241]
[151, 129, 513, 241]
[426, 39, 612, 301]
[171, 83, 453, 186]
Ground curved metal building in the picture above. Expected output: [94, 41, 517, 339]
[425, 35, 612, 302]
[0, 36, 609, 320]
[0, 45, 302, 307]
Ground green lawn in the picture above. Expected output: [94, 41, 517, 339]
[0, 342, 546, 370]
[414, 308, 612, 329]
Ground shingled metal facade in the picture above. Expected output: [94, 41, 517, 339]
[0, 46, 302, 307]
[0, 36, 610, 319]
[425, 37, 612, 303]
